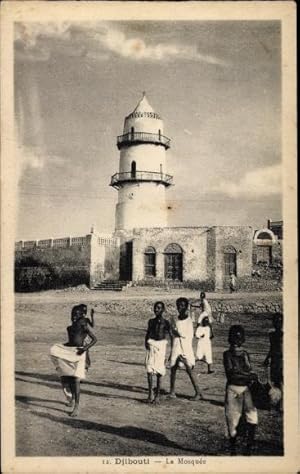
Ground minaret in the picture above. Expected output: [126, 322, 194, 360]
[110, 93, 173, 231]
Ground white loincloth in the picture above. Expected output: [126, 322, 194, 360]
[195, 326, 213, 364]
[145, 338, 168, 376]
[50, 343, 86, 379]
[170, 317, 195, 369]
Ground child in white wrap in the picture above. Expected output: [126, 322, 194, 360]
[195, 316, 214, 374]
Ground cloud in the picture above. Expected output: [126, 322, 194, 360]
[14, 22, 226, 65]
[212, 163, 282, 197]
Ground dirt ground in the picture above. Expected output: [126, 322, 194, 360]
[15, 289, 283, 457]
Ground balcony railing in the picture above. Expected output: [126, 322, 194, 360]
[117, 132, 171, 150]
[110, 171, 173, 189]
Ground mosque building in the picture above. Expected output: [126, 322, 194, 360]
[15, 94, 282, 291]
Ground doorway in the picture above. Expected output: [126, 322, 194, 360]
[164, 243, 183, 281]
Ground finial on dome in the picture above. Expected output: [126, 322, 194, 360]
[142, 91, 146, 98]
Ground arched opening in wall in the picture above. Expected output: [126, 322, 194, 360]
[164, 243, 183, 281]
[158, 129, 161, 141]
[131, 126, 134, 140]
[254, 229, 274, 264]
[131, 161, 136, 178]
[223, 246, 237, 276]
[144, 246, 156, 278]
[257, 232, 272, 240]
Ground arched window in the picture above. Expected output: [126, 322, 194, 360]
[164, 243, 183, 281]
[131, 126, 134, 139]
[144, 246, 156, 277]
[223, 246, 237, 276]
[158, 129, 161, 141]
[254, 228, 275, 244]
[257, 232, 272, 240]
[131, 161, 136, 178]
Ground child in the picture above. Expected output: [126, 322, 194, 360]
[169, 297, 203, 401]
[190, 291, 213, 324]
[78, 304, 95, 370]
[195, 315, 214, 374]
[229, 273, 237, 293]
[223, 325, 258, 455]
[50, 305, 97, 417]
[263, 313, 283, 408]
[145, 301, 172, 404]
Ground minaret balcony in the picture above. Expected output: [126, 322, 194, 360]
[117, 132, 171, 150]
[110, 171, 173, 189]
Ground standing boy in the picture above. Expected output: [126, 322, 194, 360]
[223, 325, 258, 455]
[145, 301, 172, 404]
[50, 305, 97, 417]
[169, 297, 203, 401]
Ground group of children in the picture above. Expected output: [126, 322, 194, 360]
[50, 292, 283, 455]
[144, 294, 283, 455]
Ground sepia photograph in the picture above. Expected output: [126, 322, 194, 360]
[1, 2, 297, 472]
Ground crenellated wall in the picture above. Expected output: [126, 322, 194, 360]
[15, 232, 119, 291]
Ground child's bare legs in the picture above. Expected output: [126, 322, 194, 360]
[245, 423, 256, 455]
[170, 359, 203, 400]
[61, 376, 73, 407]
[184, 363, 203, 400]
[69, 377, 80, 417]
[207, 363, 214, 374]
[153, 374, 162, 404]
[169, 360, 179, 398]
[147, 373, 155, 402]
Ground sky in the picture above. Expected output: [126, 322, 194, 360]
[14, 20, 282, 240]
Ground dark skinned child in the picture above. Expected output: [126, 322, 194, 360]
[223, 325, 258, 455]
[145, 301, 172, 404]
[169, 297, 203, 401]
[57, 306, 97, 417]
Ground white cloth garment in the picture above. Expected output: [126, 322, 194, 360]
[225, 384, 258, 437]
[199, 298, 213, 324]
[50, 343, 86, 379]
[195, 326, 213, 364]
[145, 338, 168, 376]
[170, 317, 195, 369]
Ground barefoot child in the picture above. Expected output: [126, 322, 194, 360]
[195, 315, 214, 374]
[50, 305, 97, 417]
[145, 301, 172, 403]
[169, 297, 203, 401]
[223, 325, 258, 455]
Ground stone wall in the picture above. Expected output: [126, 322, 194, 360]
[15, 245, 91, 291]
[131, 227, 210, 282]
[90, 295, 283, 317]
[213, 226, 253, 290]
[15, 232, 120, 290]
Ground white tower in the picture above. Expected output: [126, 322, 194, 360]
[111, 93, 173, 231]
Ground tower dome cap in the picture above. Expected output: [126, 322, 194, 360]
[126, 92, 161, 120]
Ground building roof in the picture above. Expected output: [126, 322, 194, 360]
[126, 93, 161, 120]
[132, 93, 154, 114]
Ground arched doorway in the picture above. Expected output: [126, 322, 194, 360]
[223, 245, 237, 276]
[144, 246, 156, 277]
[164, 243, 183, 281]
